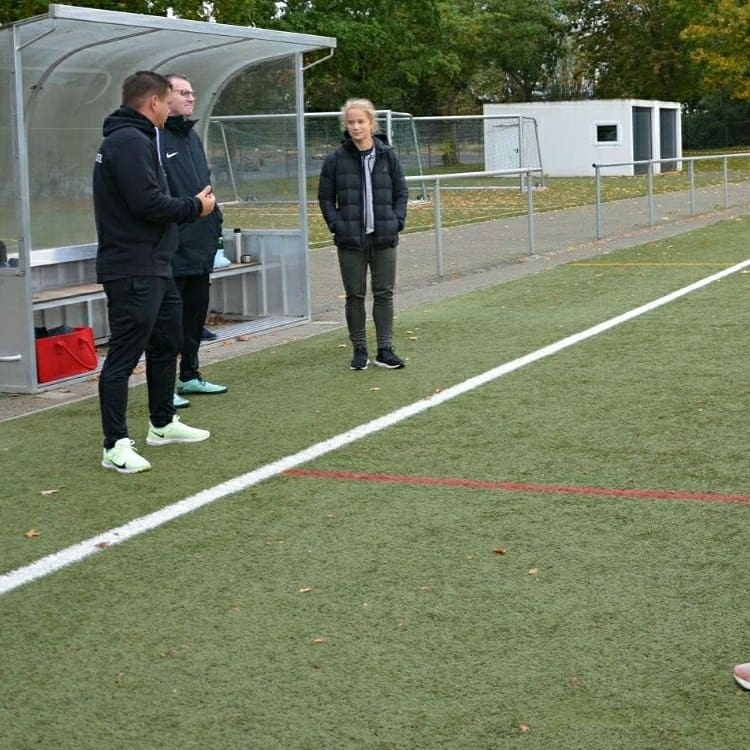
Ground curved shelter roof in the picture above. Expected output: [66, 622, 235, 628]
[0, 5, 335, 392]
[10, 4, 335, 134]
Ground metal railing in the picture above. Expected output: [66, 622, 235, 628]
[405, 167, 544, 278]
[593, 153, 750, 240]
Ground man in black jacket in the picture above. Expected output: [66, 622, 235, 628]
[93, 71, 215, 474]
[162, 73, 227, 408]
[318, 98, 408, 370]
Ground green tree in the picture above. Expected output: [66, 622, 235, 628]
[273, 0, 458, 114]
[462, 0, 576, 103]
[682, 0, 750, 101]
[571, 0, 702, 102]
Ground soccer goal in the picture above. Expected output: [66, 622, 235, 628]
[411, 114, 544, 188]
[305, 109, 425, 177]
[207, 109, 426, 206]
[484, 115, 543, 174]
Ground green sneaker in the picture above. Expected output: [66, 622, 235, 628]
[146, 415, 210, 446]
[177, 377, 227, 395]
[173, 393, 190, 409]
[102, 438, 151, 474]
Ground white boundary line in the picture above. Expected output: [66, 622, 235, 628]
[3, 258, 749, 597]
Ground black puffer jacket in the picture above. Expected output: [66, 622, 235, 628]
[318, 132, 408, 250]
[93, 105, 201, 283]
[161, 115, 223, 276]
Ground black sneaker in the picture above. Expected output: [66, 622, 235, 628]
[375, 346, 405, 369]
[350, 346, 369, 370]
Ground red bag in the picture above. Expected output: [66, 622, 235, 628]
[35, 326, 99, 383]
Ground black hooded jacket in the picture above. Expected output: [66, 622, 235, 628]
[318, 132, 408, 250]
[160, 115, 223, 276]
[92, 105, 201, 283]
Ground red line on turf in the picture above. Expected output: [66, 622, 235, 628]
[284, 469, 750, 505]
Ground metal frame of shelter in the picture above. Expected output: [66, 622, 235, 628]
[0, 4, 335, 393]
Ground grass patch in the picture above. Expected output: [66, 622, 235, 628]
[1, 217, 750, 748]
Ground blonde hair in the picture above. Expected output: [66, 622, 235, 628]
[340, 98, 379, 133]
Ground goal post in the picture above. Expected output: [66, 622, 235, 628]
[411, 114, 544, 187]
[304, 109, 425, 177]
[484, 115, 543, 174]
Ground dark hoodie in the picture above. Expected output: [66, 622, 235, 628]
[160, 114, 223, 277]
[93, 105, 202, 283]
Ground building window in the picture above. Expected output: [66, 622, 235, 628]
[596, 123, 619, 143]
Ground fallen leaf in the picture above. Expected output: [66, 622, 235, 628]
[492, 546, 506, 555]
[24, 528, 40, 538]
[298, 587, 313, 594]
[114, 672, 125, 685]
[528, 568, 538, 575]
[95, 542, 108, 548]
[518, 723, 531, 733]
[313, 637, 325, 644]
[419, 586, 432, 592]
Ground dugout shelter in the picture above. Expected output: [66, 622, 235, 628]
[0, 4, 335, 393]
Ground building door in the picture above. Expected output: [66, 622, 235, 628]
[660, 108, 678, 172]
[632, 106, 652, 175]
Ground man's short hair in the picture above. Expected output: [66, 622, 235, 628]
[163, 72, 191, 85]
[122, 71, 172, 109]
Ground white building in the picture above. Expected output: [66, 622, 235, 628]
[484, 99, 682, 177]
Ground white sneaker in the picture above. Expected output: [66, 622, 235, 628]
[734, 663, 750, 690]
[146, 415, 210, 446]
[102, 438, 152, 474]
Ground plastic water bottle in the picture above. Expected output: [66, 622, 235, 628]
[213, 234, 231, 269]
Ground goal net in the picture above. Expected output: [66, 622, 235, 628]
[407, 115, 542, 174]
[484, 115, 543, 173]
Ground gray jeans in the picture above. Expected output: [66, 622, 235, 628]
[337, 237, 397, 350]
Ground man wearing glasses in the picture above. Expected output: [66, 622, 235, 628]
[161, 74, 227, 408]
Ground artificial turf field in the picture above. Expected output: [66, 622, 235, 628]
[1, 216, 750, 748]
